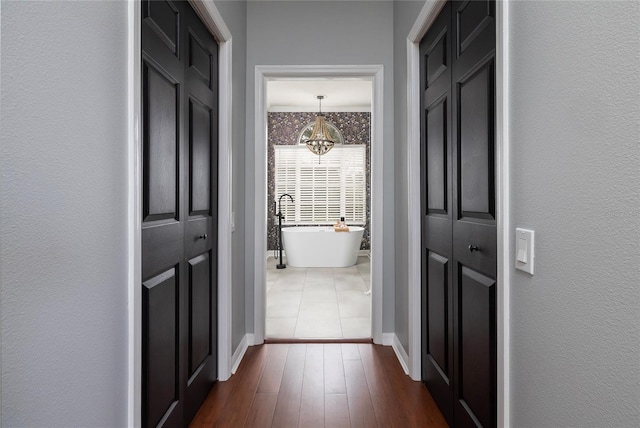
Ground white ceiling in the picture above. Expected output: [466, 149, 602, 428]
[266, 80, 372, 112]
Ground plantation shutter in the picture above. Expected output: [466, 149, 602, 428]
[274, 145, 366, 225]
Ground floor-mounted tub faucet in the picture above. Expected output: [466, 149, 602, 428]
[276, 193, 294, 269]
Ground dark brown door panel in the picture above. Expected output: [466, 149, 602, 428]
[142, 1, 218, 426]
[421, 1, 496, 426]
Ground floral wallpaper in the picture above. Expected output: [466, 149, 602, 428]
[267, 111, 371, 251]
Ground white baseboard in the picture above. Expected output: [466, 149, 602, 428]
[230, 334, 250, 374]
[382, 333, 394, 346]
[246, 333, 256, 346]
[392, 335, 410, 375]
[381, 333, 410, 375]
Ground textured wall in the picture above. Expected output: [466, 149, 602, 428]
[245, 0, 396, 334]
[509, 1, 640, 425]
[1, 1, 128, 425]
[267, 112, 371, 251]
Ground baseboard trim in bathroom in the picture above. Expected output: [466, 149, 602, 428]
[263, 338, 373, 345]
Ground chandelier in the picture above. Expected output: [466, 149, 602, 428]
[305, 95, 335, 156]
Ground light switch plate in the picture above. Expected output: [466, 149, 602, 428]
[515, 228, 534, 274]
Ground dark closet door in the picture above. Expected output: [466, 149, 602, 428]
[420, 2, 454, 424]
[141, 1, 218, 427]
[182, 4, 219, 423]
[451, 1, 496, 426]
[421, 1, 496, 427]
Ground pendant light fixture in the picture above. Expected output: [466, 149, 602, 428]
[305, 95, 335, 157]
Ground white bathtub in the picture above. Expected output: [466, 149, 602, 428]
[282, 226, 365, 268]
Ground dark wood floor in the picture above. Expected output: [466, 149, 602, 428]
[190, 343, 448, 427]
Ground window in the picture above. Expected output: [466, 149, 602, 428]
[275, 145, 366, 225]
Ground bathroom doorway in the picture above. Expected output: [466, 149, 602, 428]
[263, 77, 374, 340]
[253, 65, 385, 345]
[254, 71, 382, 343]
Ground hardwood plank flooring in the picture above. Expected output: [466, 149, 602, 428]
[245, 393, 277, 428]
[258, 345, 289, 394]
[272, 344, 307, 428]
[324, 394, 350, 428]
[190, 344, 448, 428]
[358, 344, 409, 427]
[343, 358, 377, 428]
[324, 344, 346, 394]
[299, 344, 325, 428]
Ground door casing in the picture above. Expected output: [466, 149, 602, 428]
[406, 0, 510, 426]
[253, 65, 385, 346]
[127, 1, 233, 426]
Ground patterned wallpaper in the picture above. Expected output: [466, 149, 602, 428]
[267, 111, 371, 251]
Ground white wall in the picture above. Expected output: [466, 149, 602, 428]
[214, 0, 248, 355]
[509, 1, 640, 425]
[1, 1, 129, 426]
[244, 0, 397, 334]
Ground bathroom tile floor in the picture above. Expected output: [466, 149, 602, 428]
[266, 255, 371, 339]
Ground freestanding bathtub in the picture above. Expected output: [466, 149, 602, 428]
[282, 226, 364, 268]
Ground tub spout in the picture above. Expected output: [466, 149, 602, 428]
[278, 193, 294, 208]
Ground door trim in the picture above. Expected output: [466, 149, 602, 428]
[253, 65, 384, 345]
[128, 1, 233, 426]
[406, 0, 510, 426]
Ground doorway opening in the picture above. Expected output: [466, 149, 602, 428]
[264, 79, 373, 340]
[253, 65, 384, 346]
